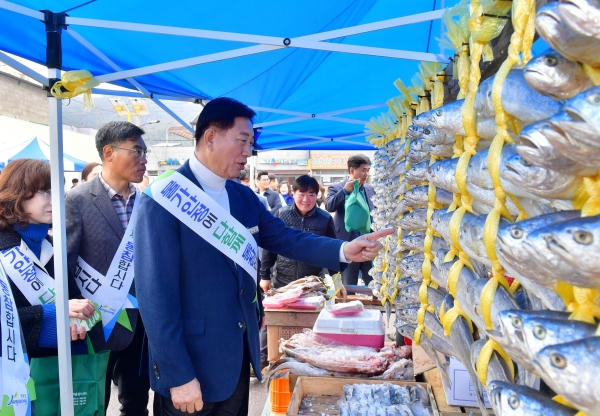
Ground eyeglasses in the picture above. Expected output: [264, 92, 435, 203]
[37, 190, 51, 199]
[112, 146, 150, 158]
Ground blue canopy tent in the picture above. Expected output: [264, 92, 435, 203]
[0, 0, 458, 413]
[5, 137, 88, 171]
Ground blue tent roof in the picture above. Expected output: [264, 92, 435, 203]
[0, 0, 458, 150]
[6, 137, 88, 171]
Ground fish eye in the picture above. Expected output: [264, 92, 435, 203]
[510, 228, 524, 239]
[533, 325, 546, 340]
[588, 93, 600, 106]
[436, 110, 443, 116]
[550, 353, 567, 369]
[508, 393, 520, 410]
[511, 315, 522, 329]
[573, 230, 593, 245]
[424, 128, 430, 134]
[428, 168, 433, 174]
[437, 165, 441, 171]
[543, 56, 558, 67]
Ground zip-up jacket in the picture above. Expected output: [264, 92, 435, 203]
[259, 204, 338, 287]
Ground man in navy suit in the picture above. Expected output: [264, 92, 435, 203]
[134, 98, 392, 415]
[326, 154, 375, 286]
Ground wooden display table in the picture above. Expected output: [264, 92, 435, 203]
[264, 308, 321, 362]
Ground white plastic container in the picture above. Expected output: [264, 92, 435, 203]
[312, 308, 385, 348]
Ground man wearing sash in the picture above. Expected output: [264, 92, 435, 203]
[135, 98, 393, 415]
[66, 122, 150, 415]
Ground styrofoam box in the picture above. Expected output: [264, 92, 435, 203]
[442, 357, 492, 408]
[442, 357, 540, 408]
[312, 308, 385, 348]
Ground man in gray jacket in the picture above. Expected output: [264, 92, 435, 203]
[65, 121, 150, 415]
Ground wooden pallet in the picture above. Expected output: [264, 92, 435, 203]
[423, 368, 495, 415]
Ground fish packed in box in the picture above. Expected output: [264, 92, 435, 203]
[263, 276, 328, 310]
[264, 330, 413, 383]
[363, 0, 600, 414]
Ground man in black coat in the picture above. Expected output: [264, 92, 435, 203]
[326, 154, 375, 286]
[256, 170, 282, 213]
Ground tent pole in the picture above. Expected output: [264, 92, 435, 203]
[48, 67, 75, 416]
[44, 8, 75, 416]
[249, 156, 255, 190]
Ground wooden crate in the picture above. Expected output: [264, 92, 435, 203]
[265, 309, 320, 362]
[288, 376, 440, 416]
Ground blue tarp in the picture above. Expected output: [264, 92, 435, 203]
[6, 137, 88, 171]
[0, 0, 459, 150]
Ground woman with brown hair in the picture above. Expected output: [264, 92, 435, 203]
[0, 159, 96, 358]
[81, 161, 102, 182]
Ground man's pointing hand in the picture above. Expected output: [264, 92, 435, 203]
[343, 228, 395, 262]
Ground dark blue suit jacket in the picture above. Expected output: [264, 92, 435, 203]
[325, 179, 375, 241]
[134, 161, 344, 402]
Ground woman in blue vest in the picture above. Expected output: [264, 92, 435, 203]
[0, 159, 95, 358]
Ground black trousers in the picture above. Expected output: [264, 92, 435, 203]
[104, 320, 151, 415]
[156, 342, 251, 416]
[341, 260, 373, 286]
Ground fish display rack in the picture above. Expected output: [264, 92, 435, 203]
[364, 0, 600, 415]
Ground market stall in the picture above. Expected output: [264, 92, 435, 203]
[366, 0, 600, 415]
[260, 276, 434, 415]
[1, 0, 599, 414]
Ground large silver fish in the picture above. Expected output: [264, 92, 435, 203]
[533, 337, 600, 415]
[404, 185, 453, 209]
[429, 143, 454, 158]
[496, 211, 581, 309]
[557, 0, 600, 40]
[420, 125, 455, 146]
[410, 138, 429, 153]
[524, 49, 594, 100]
[516, 120, 598, 176]
[475, 68, 562, 125]
[412, 107, 438, 128]
[521, 226, 592, 289]
[399, 230, 449, 252]
[426, 161, 495, 215]
[542, 122, 600, 168]
[470, 339, 512, 388]
[458, 213, 511, 268]
[486, 310, 570, 374]
[462, 278, 521, 340]
[502, 153, 583, 200]
[521, 315, 596, 362]
[385, 160, 409, 179]
[407, 124, 424, 139]
[407, 148, 430, 165]
[531, 214, 600, 288]
[536, 2, 600, 68]
[488, 380, 578, 416]
[427, 99, 465, 135]
[405, 161, 430, 185]
[557, 85, 600, 137]
[398, 208, 428, 232]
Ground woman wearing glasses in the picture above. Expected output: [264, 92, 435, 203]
[0, 159, 96, 359]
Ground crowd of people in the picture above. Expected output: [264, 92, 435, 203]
[0, 97, 389, 416]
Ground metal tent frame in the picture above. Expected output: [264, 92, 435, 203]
[0, 1, 447, 414]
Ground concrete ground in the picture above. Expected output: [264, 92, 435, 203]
[106, 376, 269, 416]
